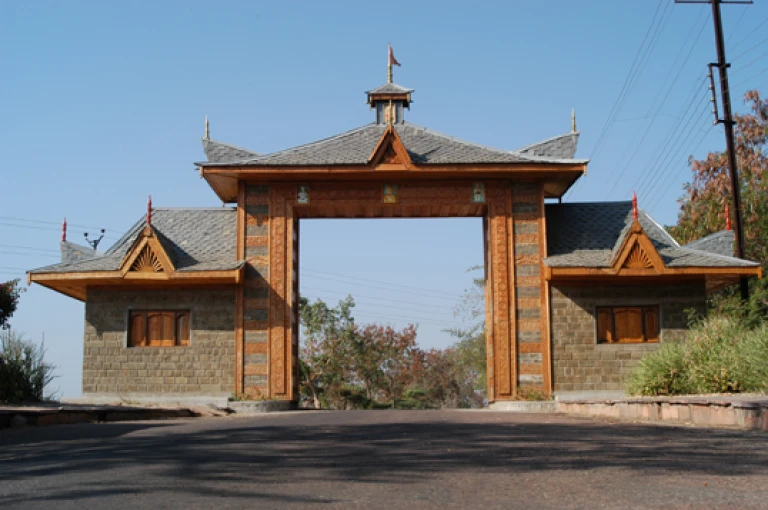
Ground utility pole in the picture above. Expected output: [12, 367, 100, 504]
[677, 0, 752, 300]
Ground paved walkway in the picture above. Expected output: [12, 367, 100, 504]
[1, 410, 767, 509]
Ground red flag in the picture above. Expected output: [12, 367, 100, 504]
[388, 45, 401, 67]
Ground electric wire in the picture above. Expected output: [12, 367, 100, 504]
[567, 1, 672, 200]
[606, 11, 710, 199]
[301, 267, 464, 298]
[634, 87, 710, 199]
[587, 0, 669, 165]
[643, 104, 713, 211]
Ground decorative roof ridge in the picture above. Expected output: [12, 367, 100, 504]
[683, 229, 733, 249]
[151, 207, 237, 211]
[514, 131, 580, 153]
[639, 208, 680, 248]
[671, 243, 759, 266]
[398, 122, 587, 163]
[366, 82, 414, 94]
[196, 123, 380, 167]
[548, 200, 631, 207]
[202, 137, 260, 155]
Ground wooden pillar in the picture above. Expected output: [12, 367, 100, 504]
[486, 182, 516, 400]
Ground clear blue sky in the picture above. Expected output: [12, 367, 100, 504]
[3, 1, 767, 398]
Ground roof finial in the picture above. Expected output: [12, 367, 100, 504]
[147, 195, 152, 226]
[632, 191, 638, 221]
[726, 203, 732, 231]
[387, 45, 400, 84]
[204, 116, 209, 140]
[571, 109, 577, 132]
[62, 217, 67, 243]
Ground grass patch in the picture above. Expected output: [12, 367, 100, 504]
[626, 316, 768, 396]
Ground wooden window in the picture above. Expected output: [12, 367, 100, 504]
[128, 311, 190, 347]
[596, 306, 659, 344]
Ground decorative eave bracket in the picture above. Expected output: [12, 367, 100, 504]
[368, 124, 414, 170]
[611, 221, 666, 275]
[119, 225, 176, 277]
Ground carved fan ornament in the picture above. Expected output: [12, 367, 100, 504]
[380, 144, 400, 164]
[623, 244, 654, 270]
[130, 245, 164, 273]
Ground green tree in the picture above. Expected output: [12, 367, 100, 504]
[350, 323, 421, 406]
[299, 296, 356, 409]
[0, 279, 24, 329]
[669, 90, 768, 320]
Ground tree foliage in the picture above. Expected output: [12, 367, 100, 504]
[298, 287, 487, 409]
[0, 331, 56, 403]
[669, 90, 768, 319]
[0, 279, 24, 330]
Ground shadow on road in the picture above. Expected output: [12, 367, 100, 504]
[0, 410, 765, 505]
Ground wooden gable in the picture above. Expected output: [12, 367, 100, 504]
[119, 225, 176, 276]
[611, 221, 665, 275]
[368, 124, 414, 170]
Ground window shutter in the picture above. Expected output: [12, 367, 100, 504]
[129, 312, 146, 347]
[176, 313, 190, 347]
[643, 307, 659, 342]
[597, 308, 614, 343]
[614, 307, 643, 343]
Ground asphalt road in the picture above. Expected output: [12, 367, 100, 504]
[1, 410, 767, 509]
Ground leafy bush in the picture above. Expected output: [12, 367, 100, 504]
[626, 316, 768, 396]
[0, 331, 56, 403]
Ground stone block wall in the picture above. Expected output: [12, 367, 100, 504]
[511, 183, 546, 389]
[242, 183, 271, 396]
[82, 288, 235, 396]
[551, 283, 706, 392]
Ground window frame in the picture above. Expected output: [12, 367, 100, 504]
[595, 305, 660, 344]
[127, 309, 192, 348]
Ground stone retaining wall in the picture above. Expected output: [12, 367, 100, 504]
[83, 288, 235, 397]
[558, 397, 768, 431]
[551, 283, 706, 392]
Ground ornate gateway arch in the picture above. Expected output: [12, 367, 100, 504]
[28, 65, 760, 405]
[198, 79, 588, 402]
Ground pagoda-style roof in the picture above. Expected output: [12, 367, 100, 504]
[201, 138, 260, 163]
[198, 123, 585, 168]
[366, 82, 414, 95]
[197, 122, 588, 202]
[28, 208, 244, 300]
[544, 202, 761, 291]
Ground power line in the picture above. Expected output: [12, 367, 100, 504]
[302, 267, 464, 297]
[300, 292, 456, 318]
[0, 216, 117, 232]
[630, 75, 708, 197]
[646, 126, 715, 213]
[606, 11, 710, 199]
[727, 13, 768, 54]
[300, 274, 462, 301]
[588, 0, 670, 164]
[634, 88, 710, 198]
[0, 250, 58, 258]
[300, 285, 461, 312]
[0, 244, 60, 253]
[568, 0, 670, 199]
[643, 104, 713, 210]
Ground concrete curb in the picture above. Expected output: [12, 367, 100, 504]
[0, 405, 202, 429]
[556, 396, 768, 431]
[489, 401, 557, 412]
[228, 400, 296, 414]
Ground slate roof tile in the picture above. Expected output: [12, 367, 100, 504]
[202, 138, 260, 163]
[196, 122, 588, 167]
[29, 208, 241, 274]
[516, 132, 580, 159]
[544, 202, 758, 269]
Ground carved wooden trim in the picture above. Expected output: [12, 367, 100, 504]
[369, 124, 414, 169]
[119, 226, 175, 276]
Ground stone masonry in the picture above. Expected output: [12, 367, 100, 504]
[551, 283, 706, 392]
[83, 288, 235, 396]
